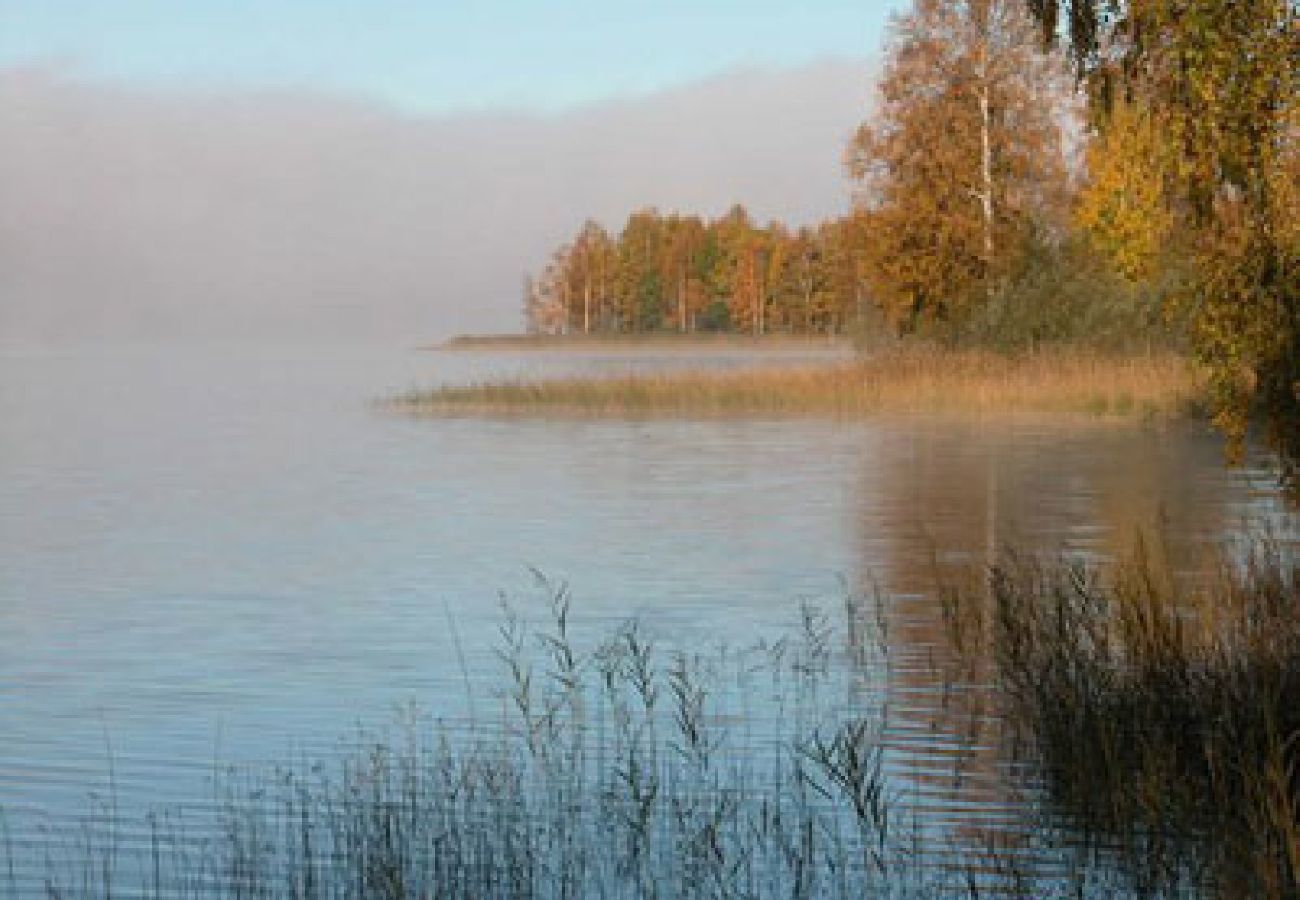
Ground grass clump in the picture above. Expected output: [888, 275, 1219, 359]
[393, 347, 1203, 420]
[948, 534, 1300, 898]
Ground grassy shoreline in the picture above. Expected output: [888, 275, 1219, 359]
[394, 347, 1204, 420]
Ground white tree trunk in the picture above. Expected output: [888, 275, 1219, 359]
[976, 10, 995, 287]
[980, 81, 994, 271]
[680, 268, 688, 333]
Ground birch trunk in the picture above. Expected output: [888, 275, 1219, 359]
[583, 276, 591, 335]
[680, 268, 688, 333]
[977, 16, 995, 289]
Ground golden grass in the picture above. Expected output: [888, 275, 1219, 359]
[393, 347, 1204, 419]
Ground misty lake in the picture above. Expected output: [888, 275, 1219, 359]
[1, 341, 1294, 891]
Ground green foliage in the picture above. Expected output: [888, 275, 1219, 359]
[633, 269, 665, 332]
[954, 235, 1188, 353]
[695, 299, 731, 333]
[1188, 217, 1300, 491]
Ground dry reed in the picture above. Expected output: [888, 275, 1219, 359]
[393, 348, 1203, 420]
[947, 533, 1300, 898]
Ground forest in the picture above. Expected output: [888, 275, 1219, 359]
[523, 0, 1297, 481]
[523, 207, 868, 338]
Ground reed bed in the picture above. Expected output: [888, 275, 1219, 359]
[19, 535, 1296, 898]
[392, 348, 1203, 419]
[946, 534, 1300, 898]
[14, 584, 1075, 899]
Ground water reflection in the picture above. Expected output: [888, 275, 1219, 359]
[856, 416, 1294, 887]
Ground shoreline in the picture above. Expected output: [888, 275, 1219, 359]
[428, 332, 855, 352]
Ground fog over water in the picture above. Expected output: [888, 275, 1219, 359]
[0, 58, 872, 344]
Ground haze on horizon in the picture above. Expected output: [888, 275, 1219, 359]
[1, 59, 877, 343]
[0, 3, 898, 343]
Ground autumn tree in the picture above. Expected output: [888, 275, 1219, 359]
[1073, 97, 1176, 283]
[568, 221, 614, 334]
[661, 214, 708, 332]
[693, 227, 731, 331]
[708, 204, 758, 333]
[1029, 0, 1299, 490]
[615, 209, 668, 332]
[846, 0, 1070, 333]
[819, 216, 872, 334]
[764, 223, 800, 333]
[523, 254, 571, 335]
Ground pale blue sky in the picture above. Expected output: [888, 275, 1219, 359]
[0, 1, 904, 113]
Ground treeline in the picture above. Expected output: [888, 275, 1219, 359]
[523, 0, 1173, 347]
[524, 0, 1091, 343]
[523, 207, 870, 337]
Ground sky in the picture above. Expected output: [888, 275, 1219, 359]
[0, 3, 903, 342]
[0, 1, 904, 113]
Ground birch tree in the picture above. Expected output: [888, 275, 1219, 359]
[846, 0, 1070, 332]
[571, 221, 613, 335]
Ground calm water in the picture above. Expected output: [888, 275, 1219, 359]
[0, 341, 1293, 887]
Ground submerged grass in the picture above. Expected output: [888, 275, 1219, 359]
[946, 533, 1300, 898]
[392, 347, 1203, 419]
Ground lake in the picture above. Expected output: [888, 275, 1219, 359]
[0, 340, 1293, 891]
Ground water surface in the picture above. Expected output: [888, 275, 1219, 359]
[0, 340, 1292, 886]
